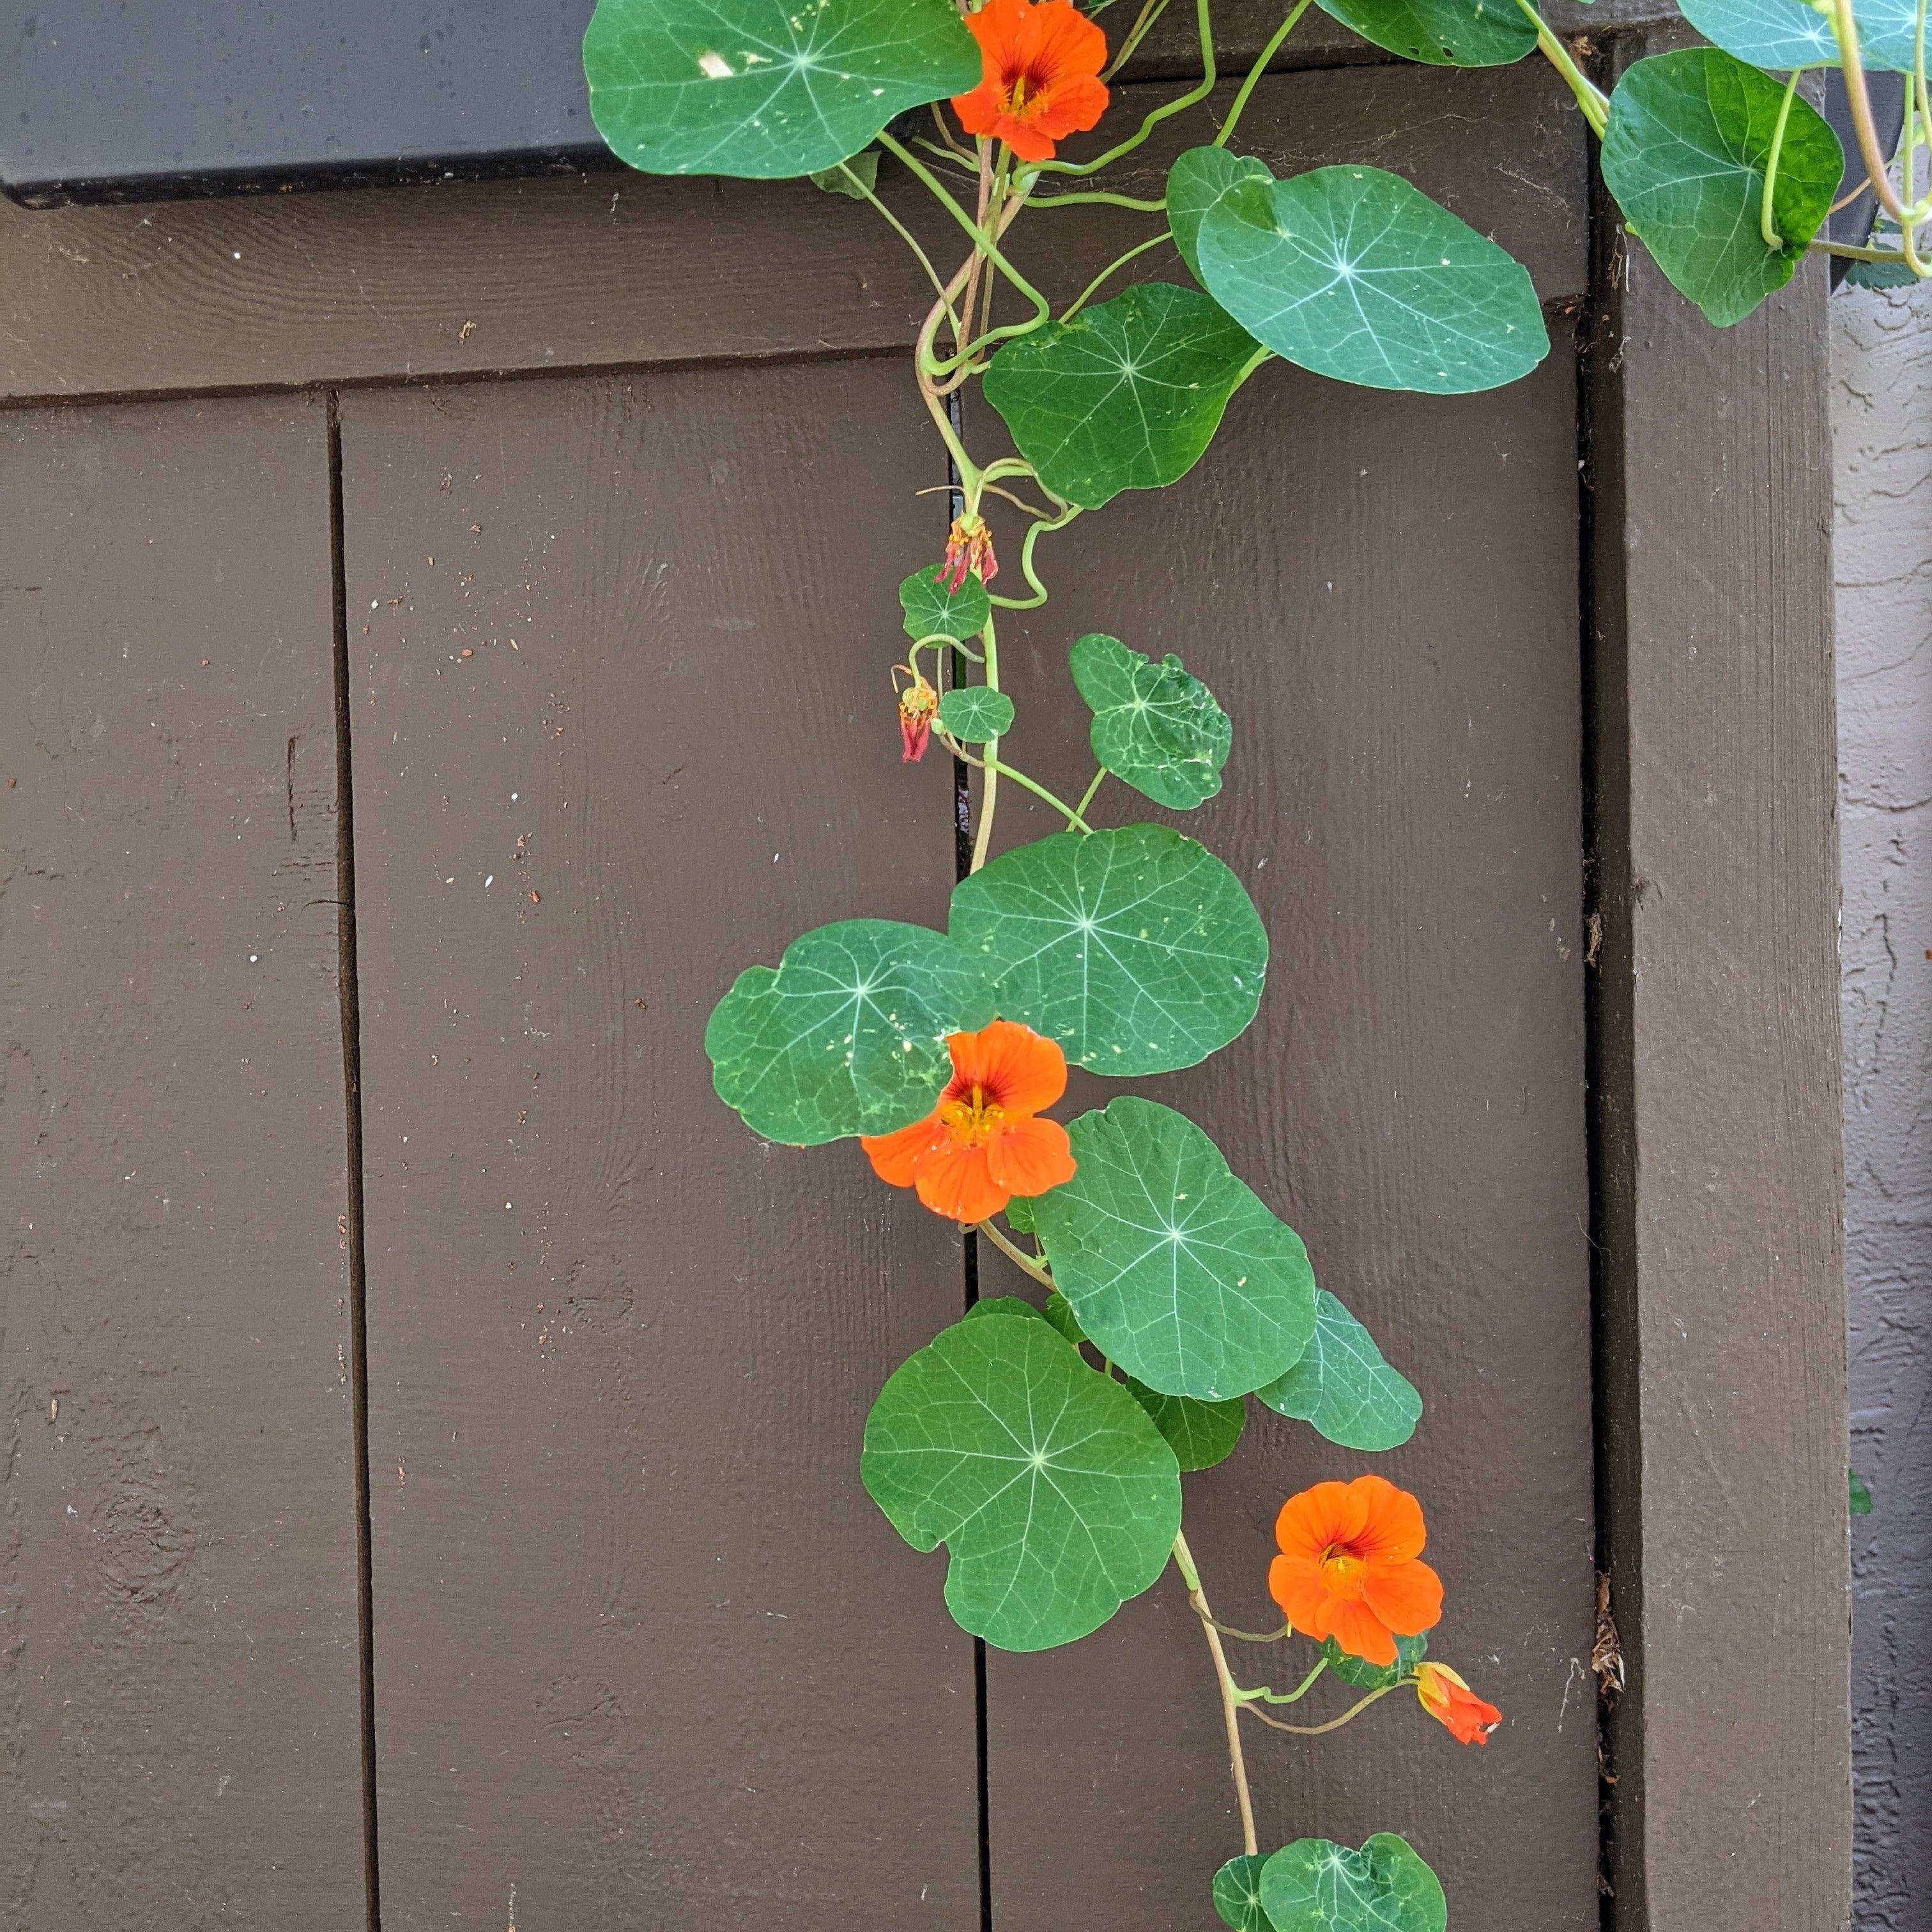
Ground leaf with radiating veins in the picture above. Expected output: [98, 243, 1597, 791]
[1071, 632, 1231, 809]
[1314, 0, 1536, 66]
[900, 564, 991, 641]
[937, 686, 1015, 742]
[1260, 1834, 1448, 1932]
[1213, 1854, 1271, 1931]
[1255, 1289, 1420, 1450]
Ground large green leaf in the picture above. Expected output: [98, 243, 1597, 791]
[1675, 0, 1922, 73]
[1213, 1854, 1272, 1931]
[1255, 1289, 1420, 1451]
[1260, 1835, 1448, 1932]
[1195, 164, 1547, 394]
[938, 686, 1015, 743]
[949, 825, 1268, 1075]
[1070, 632, 1232, 810]
[705, 919, 993, 1144]
[901, 564, 991, 642]
[583, 0, 981, 180]
[1032, 1098, 1316, 1399]
[981, 284, 1258, 509]
[1321, 1630, 1428, 1690]
[1314, 0, 1536, 65]
[1169, 147, 1274, 287]
[1600, 48, 1843, 327]
[861, 1303, 1183, 1650]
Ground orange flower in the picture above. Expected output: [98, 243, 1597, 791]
[1414, 1662, 1503, 1746]
[1268, 1474, 1445, 1667]
[861, 1019, 1075, 1223]
[951, 0, 1109, 164]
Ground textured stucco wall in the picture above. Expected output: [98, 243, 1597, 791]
[1831, 284, 1932, 1931]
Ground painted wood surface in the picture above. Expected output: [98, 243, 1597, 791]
[972, 349, 1598, 1928]
[0, 395, 367, 1924]
[335, 364, 982, 1928]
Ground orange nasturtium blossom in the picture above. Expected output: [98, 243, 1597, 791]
[861, 1019, 1076, 1223]
[1414, 1662, 1503, 1746]
[1268, 1473, 1445, 1667]
[951, 0, 1110, 164]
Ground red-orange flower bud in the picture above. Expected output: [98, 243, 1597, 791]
[1414, 1662, 1503, 1745]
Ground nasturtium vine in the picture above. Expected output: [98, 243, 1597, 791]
[585, 0, 1919, 1918]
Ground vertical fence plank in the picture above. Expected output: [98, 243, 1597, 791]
[1589, 174, 1851, 1932]
[971, 349, 1600, 1930]
[0, 395, 366, 1926]
[337, 364, 981, 1929]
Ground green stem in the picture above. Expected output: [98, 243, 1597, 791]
[1075, 768, 1108, 820]
[1512, 0, 1609, 137]
[1033, 0, 1217, 176]
[988, 505, 1083, 610]
[953, 746, 1094, 835]
[1230, 1659, 1329, 1706]
[1061, 231, 1175, 320]
[1103, 0, 1173, 79]
[1832, 0, 1915, 227]
[1216, 0, 1315, 147]
[1173, 1529, 1260, 1861]
[977, 1218, 1055, 1287]
[1025, 188, 1169, 211]
[1760, 66, 1805, 250]
[1241, 1680, 1407, 1736]
[840, 162, 962, 323]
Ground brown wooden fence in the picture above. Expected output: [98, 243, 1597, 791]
[0, 13, 1848, 1930]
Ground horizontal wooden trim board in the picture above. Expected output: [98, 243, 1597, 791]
[0, 61, 1585, 405]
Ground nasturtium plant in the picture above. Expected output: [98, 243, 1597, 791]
[1257, 1288, 1423, 1452]
[982, 282, 1260, 507]
[1070, 631, 1232, 809]
[949, 825, 1268, 1075]
[704, 919, 993, 1144]
[587, 0, 1906, 1916]
[1600, 48, 1844, 326]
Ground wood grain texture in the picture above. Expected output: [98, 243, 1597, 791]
[0, 395, 365, 1924]
[337, 364, 980, 1928]
[0, 61, 1584, 406]
[970, 349, 1597, 1928]
[1588, 57, 1853, 1932]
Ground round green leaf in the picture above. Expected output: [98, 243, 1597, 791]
[861, 1307, 1183, 1651]
[1314, 0, 1536, 66]
[704, 918, 994, 1145]
[1255, 1289, 1421, 1450]
[1128, 1380, 1246, 1470]
[1321, 1629, 1428, 1690]
[1675, 0, 1922, 73]
[900, 564, 991, 643]
[1196, 164, 1548, 394]
[1169, 146, 1274, 287]
[583, 0, 981, 180]
[981, 283, 1259, 509]
[1260, 1834, 1448, 1932]
[937, 686, 1015, 743]
[1600, 48, 1843, 328]
[949, 825, 1269, 1076]
[1070, 632, 1232, 810]
[1033, 1099, 1317, 1399]
[1213, 1854, 1272, 1931]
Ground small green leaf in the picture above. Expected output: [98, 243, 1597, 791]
[1600, 49, 1843, 327]
[949, 825, 1268, 1076]
[1320, 1629, 1428, 1689]
[1260, 1834, 1447, 1932]
[1032, 1098, 1317, 1399]
[808, 150, 878, 197]
[1844, 255, 1920, 290]
[1128, 1379, 1246, 1470]
[704, 919, 994, 1145]
[937, 686, 1016, 742]
[1314, 0, 1536, 66]
[900, 564, 991, 642]
[1169, 146, 1274, 287]
[583, 0, 981, 180]
[1850, 1467, 1874, 1515]
[1196, 163, 1547, 394]
[861, 1308, 1183, 1650]
[1255, 1289, 1421, 1451]
[1041, 1287, 1084, 1339]
[1004, 1195, 1038, 1237]
[1071, 632, 1231, 810]
[1213, 1854, 1272, 1931]
[981, 283, 1258, 509]
[1676, 0, 1922, 73]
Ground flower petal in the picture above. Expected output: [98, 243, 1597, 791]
[1266, 1554, 1329, 1636]
[861, 1113, 947, 1188]
[1320, 1597, 1398, 1667]
[948, 1018, 1068, 1114]
[911, 1141, 1009, 1225]
[1274, 1479, 1371, 1561]
[985, 1115, 1075, 1197]
[1349, 1473, 1428, 1562]
[1361, 1557, 1443, 1636]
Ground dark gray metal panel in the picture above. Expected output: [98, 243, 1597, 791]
[972, 345, 1598, 1930]
[337, 363, 983, 1929]
[0, 394, 367, 1925]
